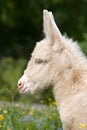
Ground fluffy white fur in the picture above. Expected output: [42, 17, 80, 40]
[18, 10, 87, 130]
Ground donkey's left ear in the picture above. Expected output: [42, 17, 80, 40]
[49, 12, 63, 42]
[43, 10, 63, 45]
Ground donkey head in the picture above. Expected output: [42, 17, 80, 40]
[17, 10, 64, 94]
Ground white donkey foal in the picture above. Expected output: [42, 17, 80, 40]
[18, 10, 87, 130]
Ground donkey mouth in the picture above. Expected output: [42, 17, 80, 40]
[18, 81, 34, 94]
[19, 86, 29, 94]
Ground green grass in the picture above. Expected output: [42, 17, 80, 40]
[0, 101, 62, 130]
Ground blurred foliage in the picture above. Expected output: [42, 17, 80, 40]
[0, 57, 26, 101]
[0, 0, 87, 58]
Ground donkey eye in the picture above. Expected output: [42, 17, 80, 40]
[35, 59, 43, 64]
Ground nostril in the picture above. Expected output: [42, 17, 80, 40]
[18, 82, 23, 88]
[19, 82, 22, 86]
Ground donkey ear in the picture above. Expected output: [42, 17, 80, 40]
[43, 10, 53, 41]
[43, 10, 63, 44]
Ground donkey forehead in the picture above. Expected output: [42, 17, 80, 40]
[32, 40, 52, 58]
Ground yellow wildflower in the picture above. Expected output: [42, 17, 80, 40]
[52, 101, 57, 106]
[49, 115, 53, 120]
[22, 110, 25, 115]
[80, 123, 86, 128]
[0, 108, 2, 112]
[40, 100, 44, 104]
[29, 112, 34, 116]
[29, 106, 35, 116]
[48, 98, 52, 101]
[3, 110, 8, 114]
[0, 125, 2, 128]
[15, 103, 20, 107]
[7, 128, 11, 130]
[30, 107, 34, 111]
[0, 115, 4, 120]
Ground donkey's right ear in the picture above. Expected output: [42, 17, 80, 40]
[43, 10, 53, 41]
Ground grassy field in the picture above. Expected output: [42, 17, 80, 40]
[0, 100, 62, 130]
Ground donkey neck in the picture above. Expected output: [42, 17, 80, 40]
[53, 58, 87, 106]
